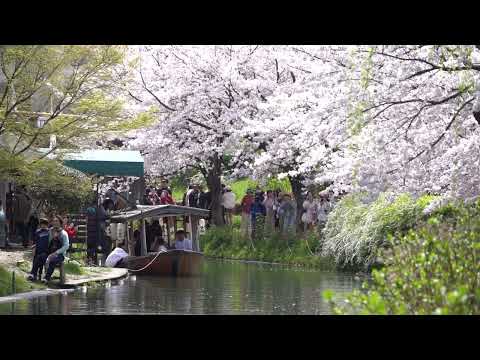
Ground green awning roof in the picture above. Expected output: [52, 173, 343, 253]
[62, 150, 144, 177]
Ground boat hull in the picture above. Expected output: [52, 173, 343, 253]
[125, 250, 203, 276]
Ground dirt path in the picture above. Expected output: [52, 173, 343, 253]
[0, 248, 31, 271]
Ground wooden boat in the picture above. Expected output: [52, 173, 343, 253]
[109, 204, 210, 277]
[125, 249, 203, 276]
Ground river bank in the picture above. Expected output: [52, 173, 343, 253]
[200, 226, 343, 271]
[0, 247, 128, 300]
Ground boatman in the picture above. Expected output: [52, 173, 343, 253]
[174, 229, 193, 251]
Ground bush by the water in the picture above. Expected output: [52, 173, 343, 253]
[322, 193, 435, 270]
[201, 226, 336, 270]
[325, 200, 480, 314]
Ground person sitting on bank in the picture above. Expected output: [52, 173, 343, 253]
[150, 236, 168, 253]
[43, 216, 70, 283]
[105, 242, 129, 268]
[174, 230, 193, 251]
[27, 218, 50, 281]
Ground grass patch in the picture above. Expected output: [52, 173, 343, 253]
[64, 260, 84, 275]
[0, 265, 38, 297]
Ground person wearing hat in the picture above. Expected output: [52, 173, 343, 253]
[240, 189, 254, 238]
[27, 218, 50, 281]
[222, 186, 236, 225]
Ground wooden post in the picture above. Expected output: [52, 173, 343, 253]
[126, 222, 134, 256]
[190, 215, 199, 252]
[140, 219, 147, 256]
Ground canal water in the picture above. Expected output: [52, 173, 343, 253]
[0, 259, 361, 315]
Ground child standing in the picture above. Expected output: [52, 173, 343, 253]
[28, 218, 50, 281]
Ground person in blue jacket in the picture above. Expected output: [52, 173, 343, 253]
[28, 218, 50, 281]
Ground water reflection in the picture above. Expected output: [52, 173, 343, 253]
[0, 260, 360, 315]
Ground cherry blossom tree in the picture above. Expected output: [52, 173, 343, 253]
[127, 45, 272, 225]
[327, 45, 480, 200]
[239, 45, 353, 223]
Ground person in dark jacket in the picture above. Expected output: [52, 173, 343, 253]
[27, 218, 50, 281]
[187, 185, 200, 208]
[251, 195, 266, 240]
[86, 204, 97, 265]
[157, 179, 173, 196]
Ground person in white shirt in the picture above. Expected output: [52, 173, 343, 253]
[174, 229, 193, 251]
[221, 187, 236, 225]
[105, 244, 129, 268]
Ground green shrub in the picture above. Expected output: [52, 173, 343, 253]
[326, 200, 480, 315]
[322, 192, 436, 270]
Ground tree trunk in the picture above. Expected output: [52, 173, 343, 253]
[206, 154, 225, 226]
[289, 174, 305, 232]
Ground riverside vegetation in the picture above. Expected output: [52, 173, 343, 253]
[324, 198, 480, 315]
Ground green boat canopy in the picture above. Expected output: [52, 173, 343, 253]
[62, 150, 144, 177]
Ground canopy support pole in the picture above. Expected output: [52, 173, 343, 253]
[190, 215, 199, 251]
[140, 219, 147, 256]
[127, 222, 134, 256]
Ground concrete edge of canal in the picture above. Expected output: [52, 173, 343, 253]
[0, 268, 129, 304]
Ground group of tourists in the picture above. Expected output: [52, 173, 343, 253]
[222, 187, 334, 240]
[143, 179, 174, 206]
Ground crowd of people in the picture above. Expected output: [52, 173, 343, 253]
[222, 186, 336, 241]
[2, 175, 339, 282]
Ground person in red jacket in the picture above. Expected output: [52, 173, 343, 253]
[159, 190, 174, 205]
[64, 217, 77, 242]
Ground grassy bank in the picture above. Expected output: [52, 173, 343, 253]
[0, 251, 90, 297]
[200, 225, 337, 270]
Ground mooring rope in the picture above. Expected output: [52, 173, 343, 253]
[127, 250, 165, 273]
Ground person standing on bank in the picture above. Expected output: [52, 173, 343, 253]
[263, 190, 276, 234]
[43, 216, 69, 283]
[221, 187, 236, 225]
[302, 191, 317, 232]
[240, 189, 254, 238]
[0, 200, 6, 249]
[28, 218, 50, 281]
